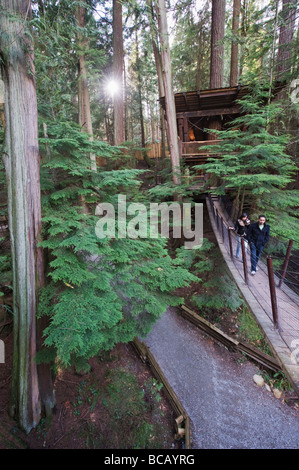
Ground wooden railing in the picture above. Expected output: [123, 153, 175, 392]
[135, 140, 222, 161]
[181, 140, 222, 159]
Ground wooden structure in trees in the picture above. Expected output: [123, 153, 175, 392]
[159, 82, 285, 185]
[160, 85, 247, 157]
[159, 84, 248, 185]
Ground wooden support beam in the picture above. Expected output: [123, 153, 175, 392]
[197, 90, 200, 107]
[199, 88, 238, 98]
[178, 117, 184, 141]
[183, 115, 189, 142]
[183, 92, 188, 110]
[176, 106, 241, 119]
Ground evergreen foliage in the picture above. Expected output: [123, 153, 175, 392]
[175, 238, 245, 312]
[37, 120, 197, 368]
[0, 242, 11, 290]
[199, 83, 299, 245]
[171, 1, 211, 91]
[32, 0, 109, 127]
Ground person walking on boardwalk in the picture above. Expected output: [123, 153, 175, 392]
[247, 215, 270, 275]
[229, 213, 250, 261]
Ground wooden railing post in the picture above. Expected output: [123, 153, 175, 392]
[278, 239, 293, 288]
[178, 139, 182, 158]
[221, 216, 224, 241]
[267, 256, 279, 329]
[241, 238, 248, 285]
[216, 209, 219, 231]
[228, 226, 233, 259]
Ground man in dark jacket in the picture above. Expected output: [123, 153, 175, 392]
[247, 215, 270, 275]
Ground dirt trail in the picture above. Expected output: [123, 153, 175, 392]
[145, 307, 299, 449]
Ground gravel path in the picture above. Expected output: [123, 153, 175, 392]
[145, 307, 299, 449]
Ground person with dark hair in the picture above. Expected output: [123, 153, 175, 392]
[247, 215, 270, 275]
[229, 212, 250, 261]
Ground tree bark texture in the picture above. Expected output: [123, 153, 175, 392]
[156, 0, 181, 185]
[275, 0, 297, 81]
[76, 1, 97, 171]
[230, 0, 241, 86]
[113, 0, 124, 145]
[210, 0, 226, 89]
[0, 0, 45, 432]
[135, 30, 146, 148]
[124, 61, 129, 141]
[146, 0, 168, 157]
[238, 0, 247, 79]
[151, 24, 168, 156]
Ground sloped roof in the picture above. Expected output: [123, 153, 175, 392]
[159, 82, 286, 115]
[159, 85, 248, 114]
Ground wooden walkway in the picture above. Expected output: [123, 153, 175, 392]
[206, 196, 299, 397]
[146, 307, 299, 449]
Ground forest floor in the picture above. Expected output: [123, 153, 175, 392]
[0, 323, 180, 449]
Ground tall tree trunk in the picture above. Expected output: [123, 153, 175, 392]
[156, 0, 181, 185]
[238, 0, 247, 79]
[113, 0, 124, 145]
[37, 0, 45, 17]
[230, 0, 241, 86]
[0, 0, 54, 432]
[195, 31, 205, 90]
[0, 79, 5, 130]
[210, 0, 226, 89]
[135, 30, 146, 148]
[149, 100, 156, 142]
[124, 61, 129, 141]
[275, 0, 297, 82]
[76, 1, 97, 171]
[146, 0, 168, 158]
[195, 4, 210, 90]
[240, 187, 246, 214]
[268, 0, 280, 105]
[208, 0, 225, 140]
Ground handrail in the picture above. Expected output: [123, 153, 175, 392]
[207, 194, 299, 351]
[179, 305, 281, 372]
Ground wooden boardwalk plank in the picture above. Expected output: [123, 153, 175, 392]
[206, 197, 299, 397]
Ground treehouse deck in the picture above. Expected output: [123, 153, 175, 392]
[158, 82, 285, 166]
[160, 84, 247, 153]
[180, 140, 221, 161]
[159, 85, 247, 184]
[180, 140, 222, 188]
